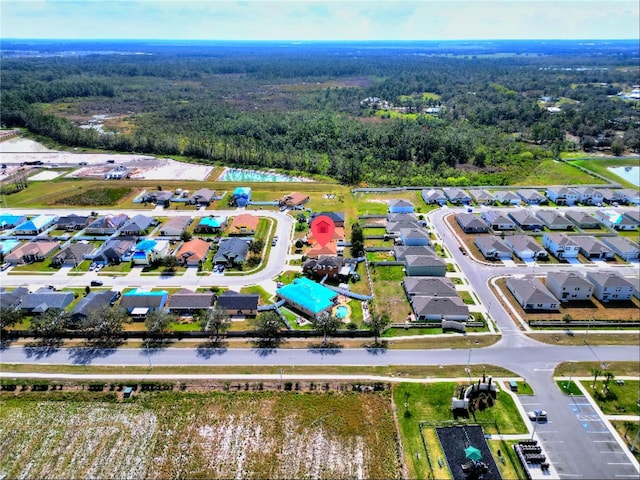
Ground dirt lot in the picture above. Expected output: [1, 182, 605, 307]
[0, 138, 214, 181]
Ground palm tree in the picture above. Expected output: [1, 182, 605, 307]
[603, 371, 615, 394]
[591, 368, 602, 389]
[368, 311, 390, 346]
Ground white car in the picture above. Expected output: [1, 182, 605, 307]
[528, 410, 548, 421]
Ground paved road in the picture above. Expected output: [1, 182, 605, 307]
[2, 204, 639, 478]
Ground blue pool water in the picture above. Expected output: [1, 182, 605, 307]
[218, 168, 313, 182]
[335, 305, 348, 319]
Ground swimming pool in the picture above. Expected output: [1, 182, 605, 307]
[335, 305, 349, 319]
[218, 168, 314, 182]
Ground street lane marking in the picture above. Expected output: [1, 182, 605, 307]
[594, 440, 617, 443]
[608, 462, 633, 465]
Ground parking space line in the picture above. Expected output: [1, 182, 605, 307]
[608, 462, 634, 465]
[601, 451, 629, 454]
[594, 440, 618, 443]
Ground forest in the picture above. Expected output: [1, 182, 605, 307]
[1, 39, 639, 186]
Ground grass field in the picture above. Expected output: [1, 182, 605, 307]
[514, 159, 607, 186]
[570, 157, 640, 188]
[0, 390, 402, 480]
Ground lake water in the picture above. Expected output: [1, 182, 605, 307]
[608, 166, 640, 187]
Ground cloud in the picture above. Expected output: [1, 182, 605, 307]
[0, 0, 638, 40]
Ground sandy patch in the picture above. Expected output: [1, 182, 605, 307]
[29, 170, 65, 181]
[0, 138, 214, 181]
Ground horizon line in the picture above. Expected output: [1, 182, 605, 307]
[2, 37, 639, 42]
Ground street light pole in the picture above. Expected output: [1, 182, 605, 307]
[567, 362, 575, 392]
[531, 416, 539, 441]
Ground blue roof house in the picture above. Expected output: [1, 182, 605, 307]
[233, 187, 252, 207]
[14, 215, 57, 235]
[276, 277, 338, 318]
[194, 216, 228, 233]
[0, 239, 21, 255]
[0, 213, 27, 230]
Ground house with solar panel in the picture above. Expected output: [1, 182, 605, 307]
[0, 213, 27, 231]
[232, 187, 252, 207]
[119, 288, 169, 319]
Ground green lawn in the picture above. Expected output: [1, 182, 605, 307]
[570, 157, 640, 188]
[589, 379, 640, 415]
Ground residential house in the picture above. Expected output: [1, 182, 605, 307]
[303, 256, 349, 281]
[388, 199, 415, 214]
[455, 213, 490, 233]
[50, 242, 93, 267]
[622, 209, 640, 227]
[71, 290, 120, 325]
[228, 214, 259, 235]
[468, 189, 496, 205]
[159, 216, 192, 237]
[594, 210, 637, 231]
[310, 212, 345, 227]
[601, 236, 640, 261]
[216, 290, 260, 317]
[0, 239, 21, 257]
[0, 213, 27, 230]
[167, 289, 215, 315]
[85, 214, 129, 235]
[409, 296, 469, 322]
[119, 288, 169, 317]
[188, 188, 217, 206]
[517, 189, 547, 205]
[306, 225, 345, 258]
[571, 236, 615, 260]
[232, 186, 252, 207]
[386, 213, 422, 236]
[393, 245, 436, 261]
[14, 215, 57, 235]
[564, 210, 601, 229]
[176, 239, 211, 267]
[474, 236, 512, 260]
[421, 189, 447, 206]
[535, 210, 574, 230]
[542, 233, 580, 259]
[508, 210, 544, 231]
[280, 192, 310, 209]
[19, 287, 75, 314]
[131, 239, 169, 265]
[618, 188, 640, 205]
[598, 188, 620, 204]
[93, 239, 135, 265]
[493, 190, 521, 205]
[119, 214, 156, 236]
[404, 255, 447, 277]
[546, 271, 594, 302]
[546, 186, 579, 206]
[403, 276, 457, 297]
[506, 276, 559, 311]
[194, 216, 228, 234]
[214, 237, 249, 266]
[443, 187, 471, 205]
[399, 228, 430, 246]
[0, 287, 29, 310]
[573, 186, 604, 206]
[586, 271, 636, 302]
[142, 190, 173, 205]
[481, 210, 516, 230]
[55, 214, 93, 231]
[276, 277, 338, 318]
[5, 240, 59, 265]
[504, 235, 548, 261]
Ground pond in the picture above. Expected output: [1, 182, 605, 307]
[218, 168, 314, 182]
[608, 166, 640, 187]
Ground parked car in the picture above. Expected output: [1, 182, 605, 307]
[528, 410, 548, 421]
[90, 280, 104, 286]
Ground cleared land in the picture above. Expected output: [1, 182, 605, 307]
[0, 390, 402, 480]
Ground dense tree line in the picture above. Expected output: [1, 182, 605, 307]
[1, 40, 638, 186]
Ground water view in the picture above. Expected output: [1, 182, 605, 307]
[609, 166, 640, 187]
[218, 168, 314, 182]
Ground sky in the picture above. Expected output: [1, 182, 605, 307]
[1, 0, 639, 41]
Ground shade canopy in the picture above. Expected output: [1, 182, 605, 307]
[464, 445, 482, 461]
